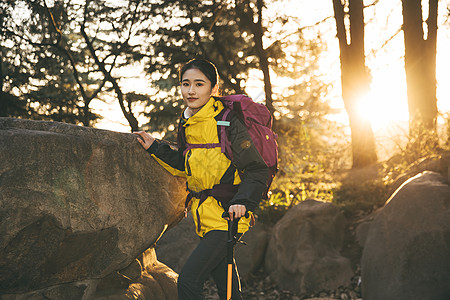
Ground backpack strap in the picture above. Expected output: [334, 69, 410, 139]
[177, 118, 188, 155]
[219, 108, 233, 160]
[184, 186, 212, 232]
[185, 183, 239, 232]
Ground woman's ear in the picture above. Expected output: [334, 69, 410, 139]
[211, 84, 219, 96]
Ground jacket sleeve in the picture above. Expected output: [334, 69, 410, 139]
[146, 139, 186, 178]
[227, 114, 269, 212]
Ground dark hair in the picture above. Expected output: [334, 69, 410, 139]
[179, 58, 219, 87]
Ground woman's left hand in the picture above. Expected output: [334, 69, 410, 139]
[133, 131, 155, 150]
[228, 204, 247, 221]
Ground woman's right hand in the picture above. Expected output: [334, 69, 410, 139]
[133, 131, 155, 150]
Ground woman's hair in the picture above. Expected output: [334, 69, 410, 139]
[179, 58, 219, 87]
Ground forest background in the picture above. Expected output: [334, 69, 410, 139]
[1, 0, 450, 220]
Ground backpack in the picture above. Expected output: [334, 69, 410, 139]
[216, 94, 278, 197]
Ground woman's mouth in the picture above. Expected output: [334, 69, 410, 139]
[187, 97, 197, 102]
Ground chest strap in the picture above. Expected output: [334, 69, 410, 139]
[182, 143, 221, 157]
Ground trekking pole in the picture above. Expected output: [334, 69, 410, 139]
[222, 211, 248, 300]
[222, 211, 239, 300]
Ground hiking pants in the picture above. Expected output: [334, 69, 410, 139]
[177, 230, 243, 300]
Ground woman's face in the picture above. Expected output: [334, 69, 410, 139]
[181, 68, 217, 114]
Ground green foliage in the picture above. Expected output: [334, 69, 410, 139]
[403, 128, 441, 163]
[380, 118, 449, 187]
[136, 0, 331, 138]
[136, 89, 184, 141]
[332, 178, 389, 217]
[257, 122, 347, 225]
[0, 92, 28, 117]
[1, 0, 157, 128]
[1, 0, 95, 124]
[142, 0, 261, 95]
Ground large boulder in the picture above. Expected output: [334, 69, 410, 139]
[0, 118, 187, 298]
[361, 171, 450, 300]
[235, 222, 270, 277]
[265, 199, 353, 296]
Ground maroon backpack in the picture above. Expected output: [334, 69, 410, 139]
[217, 94, 278, 197]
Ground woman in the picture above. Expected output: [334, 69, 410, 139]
[134, 58, 268, 299]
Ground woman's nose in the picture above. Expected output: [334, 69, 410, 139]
[188, 86, 195, 94]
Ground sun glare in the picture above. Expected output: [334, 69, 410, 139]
[357, 69, 409, 132]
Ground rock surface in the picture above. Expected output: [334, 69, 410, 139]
[0, 118, 186, 298]
[361, 171, 450, 300]
[235, 222, 270, 277]
[265, 199, 353, 296]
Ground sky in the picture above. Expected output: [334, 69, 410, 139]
[94, 0, 450, 141]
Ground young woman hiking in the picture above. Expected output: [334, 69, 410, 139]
[134, 58, 269, 299]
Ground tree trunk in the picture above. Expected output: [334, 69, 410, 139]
[0, 49, 3, 93]
[239, 0, 274, 117]
[254, 0, 275, 116]
[402, 0, 438, 135]
[333, 0, 377, 168]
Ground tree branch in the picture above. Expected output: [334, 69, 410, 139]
[332, 0, 349, 50]
[298, 15, 335, 31]
[43, 0, 62, 44]
[90, 78, 107, 101]
[364, 0, 381, 8]
[43, 2, 90, 106]
[80, 2, 139, 131]
[368, 26, 402, 58]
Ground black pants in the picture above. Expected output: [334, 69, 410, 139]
[177, 230, 243, 300]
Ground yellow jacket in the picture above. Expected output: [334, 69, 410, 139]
[148, 97, 268, 237]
